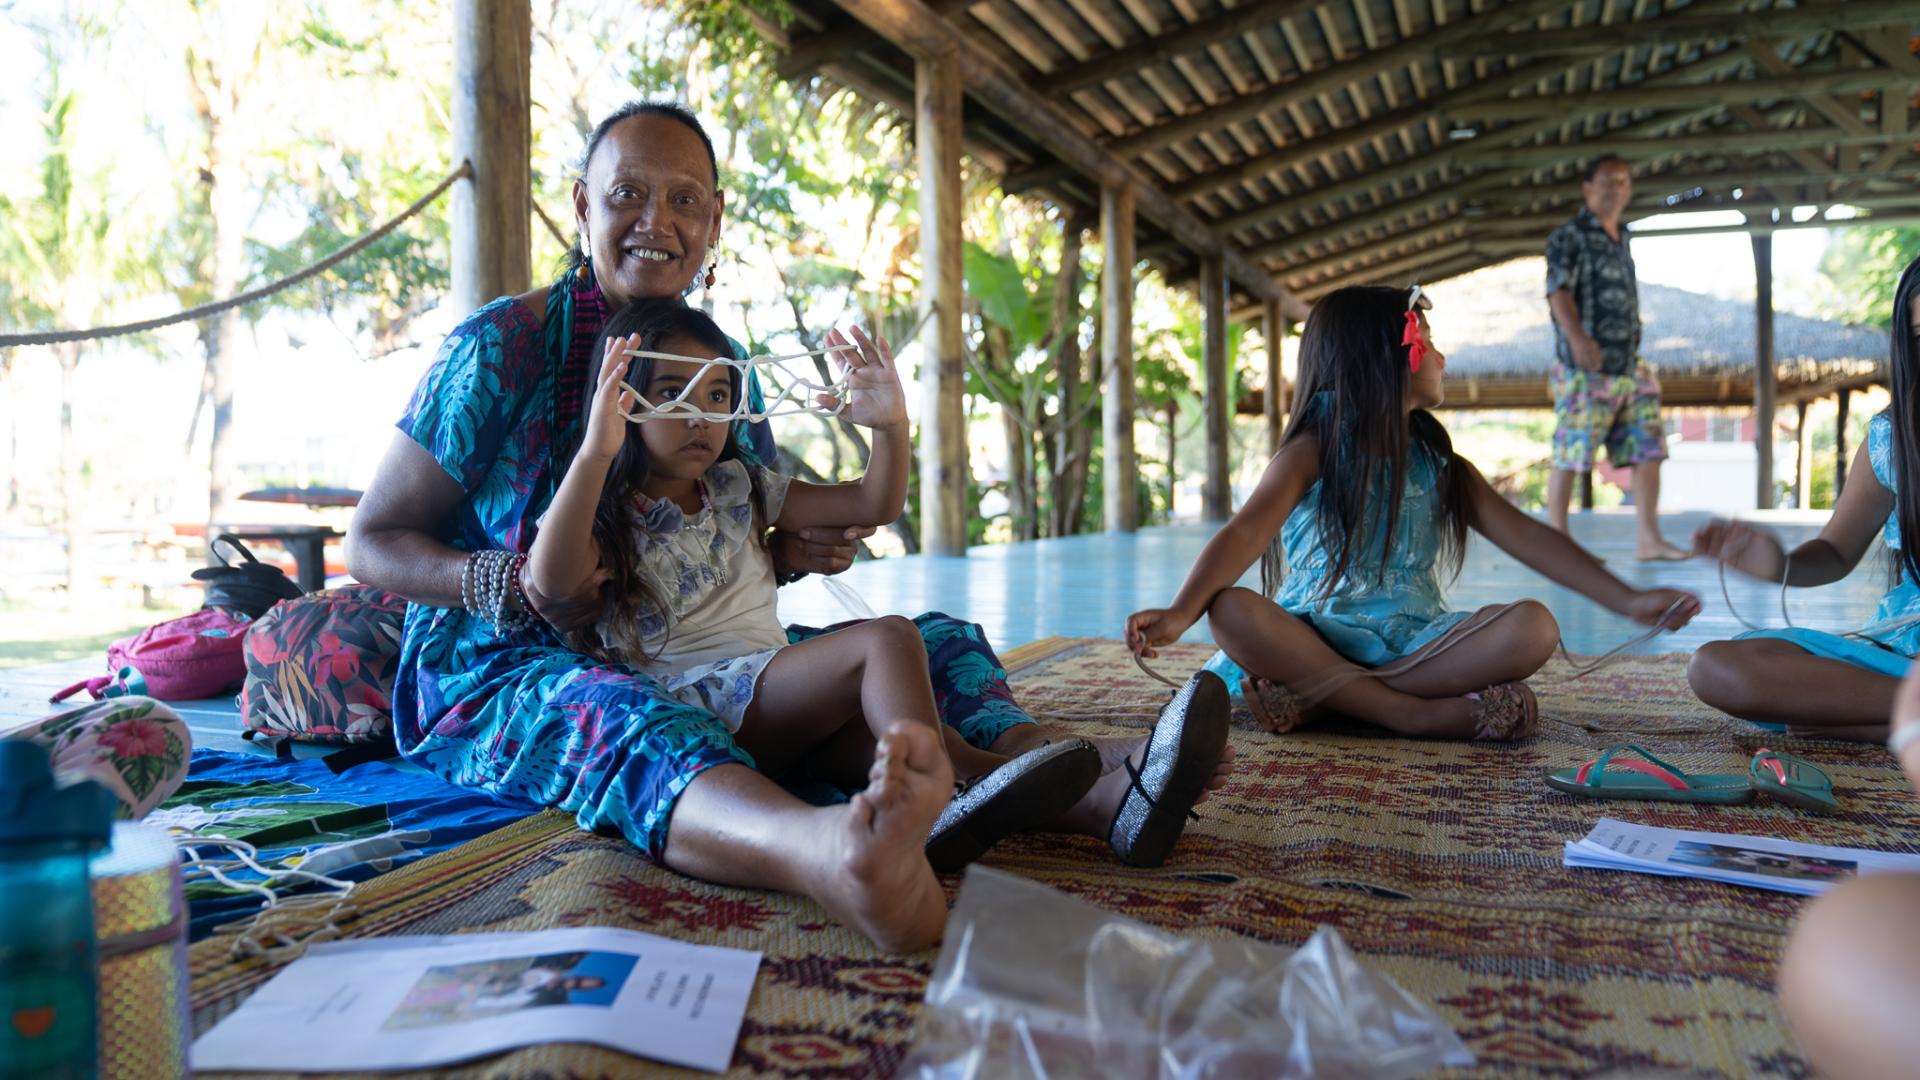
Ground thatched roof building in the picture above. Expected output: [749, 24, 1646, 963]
[1434, 258, 1887, 409]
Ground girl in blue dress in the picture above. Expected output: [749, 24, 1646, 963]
[1126, 285, 1699, 740]
[1688, 255, 1920, 741]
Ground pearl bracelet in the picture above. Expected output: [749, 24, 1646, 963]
[462, 549, 537, 633]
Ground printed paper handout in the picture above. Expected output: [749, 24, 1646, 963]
[1564, 817, 1920, 896]
[191, 927, 760, 1073]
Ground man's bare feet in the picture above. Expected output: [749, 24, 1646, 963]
[1636, 538, 1691, 561]
[808, 722, 951, 953]
[1048, 735, 1237, 837]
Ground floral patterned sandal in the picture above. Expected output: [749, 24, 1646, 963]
[1466, 681, 1538, 741]
[1240, 676, 1309, 733]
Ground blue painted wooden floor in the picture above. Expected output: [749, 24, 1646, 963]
[4, 508, 1885, 757]
[774, 509, 1890, 657]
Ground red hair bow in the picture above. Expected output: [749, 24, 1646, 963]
[1402, 310, 1426, 373]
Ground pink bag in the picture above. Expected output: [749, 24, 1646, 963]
[51, 607, 254, 704]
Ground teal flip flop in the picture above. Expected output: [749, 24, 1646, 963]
[1545, 744, 1755, 804]
[1750, 749, 1842, 815]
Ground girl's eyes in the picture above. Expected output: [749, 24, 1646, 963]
[708, 390, 731, 405]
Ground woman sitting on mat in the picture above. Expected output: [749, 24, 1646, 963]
[1688, 255, 1920, 742]
[1124, 284, 1699, 741]
[348, 101, 1227, 953]
[1777, 662, 1920, 1078]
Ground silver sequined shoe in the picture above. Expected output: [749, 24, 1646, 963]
[1108, 670, 1230, 868]
[925, 738, 1101, 874]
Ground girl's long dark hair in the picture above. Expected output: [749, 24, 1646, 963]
[1888, 255, 1920, 586]
[1263, 285, 1474, 599]
[570, 298, 768, 662]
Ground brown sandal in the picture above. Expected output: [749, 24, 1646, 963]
[1468, 681, 1538, 741]
[1240, 676, 1307, 733]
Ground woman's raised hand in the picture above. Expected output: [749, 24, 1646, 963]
[820, 326, 905, 430]
[584, 334, 639, 463]
[1692, 518, 1787, 582]
[1125, 608, 1193, 659]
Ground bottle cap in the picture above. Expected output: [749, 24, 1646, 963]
[0, 740, 114, 850]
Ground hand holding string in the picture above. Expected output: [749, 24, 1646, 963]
[819, 326, 905, 430]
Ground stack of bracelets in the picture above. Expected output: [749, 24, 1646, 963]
[462, 549, 539, 633]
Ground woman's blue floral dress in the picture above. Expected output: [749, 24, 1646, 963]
[392, 265, 1033, 858]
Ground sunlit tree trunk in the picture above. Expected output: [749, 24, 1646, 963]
[1047, 214, 1087, 538]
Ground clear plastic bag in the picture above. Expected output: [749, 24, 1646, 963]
[897, 866, 1473, 1079]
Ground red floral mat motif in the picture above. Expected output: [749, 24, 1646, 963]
[191, 640, 1919, 1078]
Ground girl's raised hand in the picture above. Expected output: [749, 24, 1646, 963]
[1125, 608, 1192, 659]
[1627, 587, 1701, 630]
[584, 335, 638, 463]
[819, 326, 906, 430]
[1692, 518, 1786, 581]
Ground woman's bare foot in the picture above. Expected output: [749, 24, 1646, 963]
[1636, 538, 1691, 562]
[1047, 736, 1237, 837]
[807, 722, 952, 953]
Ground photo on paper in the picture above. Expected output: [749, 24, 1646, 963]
[382, 950, 638, 1030]
[1667, 841, 1857, 883]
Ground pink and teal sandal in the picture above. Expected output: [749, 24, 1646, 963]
[1750, 749, 1841, 814]
[1545, 744, 1755, 805]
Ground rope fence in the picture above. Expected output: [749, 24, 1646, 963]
[0, 160, 474, 350]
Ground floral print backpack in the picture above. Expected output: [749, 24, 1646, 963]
[238, 584, 406, 748]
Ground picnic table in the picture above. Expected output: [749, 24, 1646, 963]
[238, 486, 363, 509]
[218, 488, 363, 591]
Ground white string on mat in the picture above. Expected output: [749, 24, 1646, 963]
[173, 831, 358, 962]
[617, 345, 860, 424]
[1717, 538, 1920, 645]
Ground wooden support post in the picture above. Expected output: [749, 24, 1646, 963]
[1752, 227, 1777, 509]
[1263, 298, 1287, 455]
[1200, 254, 1231, 522]
[1795, 400, 1812, 510]
[917, 49, 968, 557]
[1102, 183, 1139, 533]
[1836, 388, 1853, 500]
[450, 0, 531, 318]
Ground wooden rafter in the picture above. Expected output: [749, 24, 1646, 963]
[819, 0, 1310, 315]
[1451, 68, 1917, 122]
[1443, 0, 1920, 58]
[1102, 0, 1571, 160]
[1035, 0, 1323, 97]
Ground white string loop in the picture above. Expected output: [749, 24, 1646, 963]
[617, 344, 860, 424]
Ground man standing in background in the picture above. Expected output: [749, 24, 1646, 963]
[1544, 155, 1688, 560]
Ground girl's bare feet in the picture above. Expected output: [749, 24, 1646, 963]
[808, 722, 951, 953]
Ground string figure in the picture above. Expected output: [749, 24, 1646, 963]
[616, 344, 861, 424]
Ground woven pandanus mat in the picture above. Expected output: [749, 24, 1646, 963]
[191, 639, 1920, 1078]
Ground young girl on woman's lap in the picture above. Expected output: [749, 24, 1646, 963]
[1126, 285, 1698, 740]
[530, 299, 1013, 788]
[1688, 255, 1920, 741]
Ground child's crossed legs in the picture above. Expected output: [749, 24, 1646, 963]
[1209, 588, 1556, 739]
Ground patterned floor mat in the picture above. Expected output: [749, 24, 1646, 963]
[190, 639, 1920, 1078]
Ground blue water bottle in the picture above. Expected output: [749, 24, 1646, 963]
[0, 740, 114, 1079]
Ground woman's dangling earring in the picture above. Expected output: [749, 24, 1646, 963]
[577, 236, 592, 280]
[704, 258, 718, 292]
